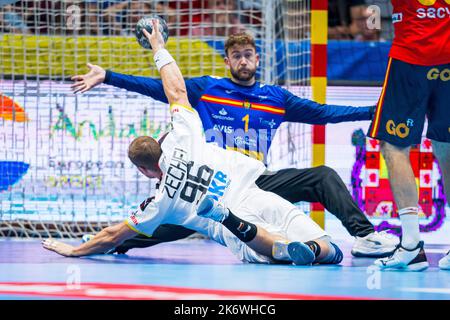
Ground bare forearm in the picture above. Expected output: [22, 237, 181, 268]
[159, 60, 189, 106]
[71, 227, 118, 257]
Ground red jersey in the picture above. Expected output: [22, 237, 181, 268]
[390, 0, 450, 66]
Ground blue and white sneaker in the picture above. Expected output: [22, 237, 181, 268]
[439, 251, 450, 270]
[287, 242, 316, 265]
[374, 241, 429, 272]
[196, 195, 229, 223]
[272, 240, 315, 265]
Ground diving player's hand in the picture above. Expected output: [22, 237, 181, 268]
[71, 63, 106, 94]
[42, 238, 76, 257]
[143, 19, 165, 54]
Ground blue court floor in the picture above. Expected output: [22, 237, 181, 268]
[0, 237, 449, 300]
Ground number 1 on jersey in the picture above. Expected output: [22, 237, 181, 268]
[242, 114, 249, 132]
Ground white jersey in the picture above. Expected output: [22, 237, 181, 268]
[126, 103, 266, 242]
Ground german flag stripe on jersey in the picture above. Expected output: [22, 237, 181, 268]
[370, 57, 393, 137]
[200, 94, 285, 115]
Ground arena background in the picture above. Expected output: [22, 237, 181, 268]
[1, 0, 447, 240]
[0, 0, 449, 301]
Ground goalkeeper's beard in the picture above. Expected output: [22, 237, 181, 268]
[230, 67, 256, 82]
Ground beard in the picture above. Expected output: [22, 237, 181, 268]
[230, 66, 256, 82]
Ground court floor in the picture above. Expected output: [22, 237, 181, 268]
[0, 236, 449, 300]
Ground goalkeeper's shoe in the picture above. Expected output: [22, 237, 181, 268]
[196, 195, 229, 223]
[439, 251, 450, 270]
[374, 241, 429, 272]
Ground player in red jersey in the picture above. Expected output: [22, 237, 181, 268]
[368, 0, 450, 271]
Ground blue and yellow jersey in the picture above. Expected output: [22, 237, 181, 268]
[105, 72, 374, 163]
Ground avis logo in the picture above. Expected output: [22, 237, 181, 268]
[213, 124, 233, 134]
[386, 119, 414, 138]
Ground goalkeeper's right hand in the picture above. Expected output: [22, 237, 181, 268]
[71, 63, 106, 94]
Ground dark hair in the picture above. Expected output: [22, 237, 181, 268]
[224, 32, 256, 56]
[128, 136, 162, 170]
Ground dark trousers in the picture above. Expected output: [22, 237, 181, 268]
[114, 166, 374, 253]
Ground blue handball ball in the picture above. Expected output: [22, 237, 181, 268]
[135, 15, 169, 50]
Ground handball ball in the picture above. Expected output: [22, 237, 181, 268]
[135, 15, 169, 50]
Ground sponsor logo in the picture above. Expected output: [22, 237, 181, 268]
[139, 197, 154, 211]
[386, 119, 414, 139]
[392, 13, 403, 23]
[130, 215, 139, 225]
[427, 68, 450, 81]
[213, 124, 234, 134]
[234, 135, 258, 148]
[225, 90, 236, 94]
[259, 118, 277, 129]
[48, 157, 126, 171]
[207, 171, 229, 201]
[211, 108, 235, 121]
[417, 7, 450, 19]
[45, 174, 103, 189]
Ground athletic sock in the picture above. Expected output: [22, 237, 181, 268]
[398, 207, 420, 249]
[222, 210, 257, 243]
[316, 242, 343, 264]
[305, 241, 321, 259]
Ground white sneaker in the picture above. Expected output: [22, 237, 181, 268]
[374, 241, 429, 272]
[439, 251, 450, 270]
[351, 231, 399, 258]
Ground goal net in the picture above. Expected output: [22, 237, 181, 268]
[0, 0, 312, 238]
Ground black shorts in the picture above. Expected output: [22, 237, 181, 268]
[368, 58, 450, 147]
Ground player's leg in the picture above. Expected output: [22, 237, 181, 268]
[255, 167, 398, 257]
[276, 205, 343, 265]
[197, 195, 316, 265]
[433, 141, 450, 270]
[368, 58, 430, 271]
[425, 66, 450, 270]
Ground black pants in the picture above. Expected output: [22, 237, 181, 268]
[114, 166, 374, 253]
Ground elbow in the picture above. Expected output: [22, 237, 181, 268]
[171, 88, 187, 103]
[169, 88, 188, 105]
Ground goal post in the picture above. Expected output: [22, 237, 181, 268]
[0, 0, 316, 238]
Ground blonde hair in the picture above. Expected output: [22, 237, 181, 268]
[128, 136, 162, 169]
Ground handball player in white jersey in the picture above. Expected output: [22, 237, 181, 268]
[42, 19, 343, 266]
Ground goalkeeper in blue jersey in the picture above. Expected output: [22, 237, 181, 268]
[71, 32, 398, 258]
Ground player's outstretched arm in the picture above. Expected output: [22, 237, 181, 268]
[143, 20, 190, 108]
[71, 63, 106, 94]
[42, 222, 137, 257]
[283, 89, 376, 124]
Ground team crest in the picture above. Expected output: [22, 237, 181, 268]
[243, 100, 251, 109]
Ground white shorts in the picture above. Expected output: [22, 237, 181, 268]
[221, 186, 328, 264]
